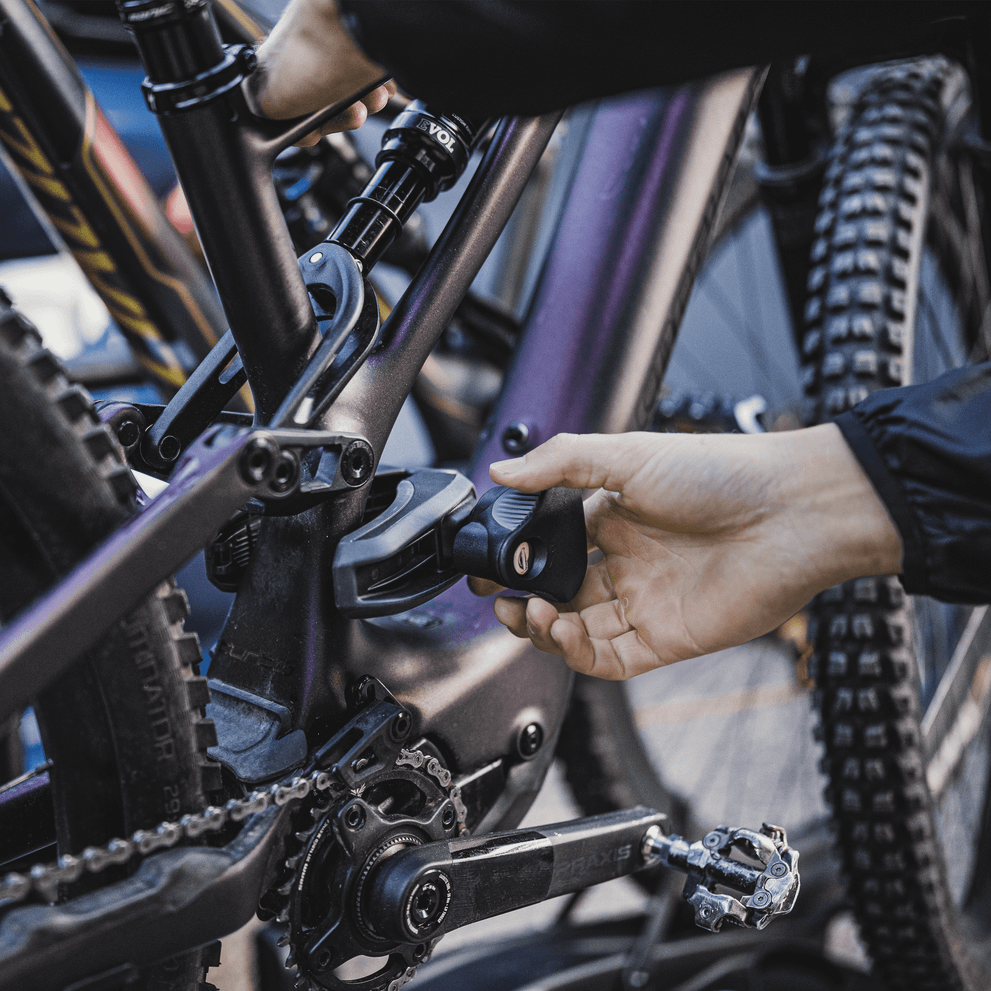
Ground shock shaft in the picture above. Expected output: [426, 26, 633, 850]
[328, 104, 491, 271]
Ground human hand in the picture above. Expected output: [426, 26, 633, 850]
[247, 0, 396, 145]
[487, 427, 903, 680]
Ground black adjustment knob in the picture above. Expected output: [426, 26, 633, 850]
[452, 487, 586, 603]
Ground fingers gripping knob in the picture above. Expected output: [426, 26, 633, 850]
[451, 486, 586, 603]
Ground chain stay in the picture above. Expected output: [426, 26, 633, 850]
[1, 769, 339, 906]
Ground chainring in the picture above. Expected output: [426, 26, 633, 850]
[272, 752, 462, 991]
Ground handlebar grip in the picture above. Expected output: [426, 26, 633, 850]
[451, 486, 586, 603]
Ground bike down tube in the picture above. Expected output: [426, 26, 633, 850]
[0, 0, 229, 392]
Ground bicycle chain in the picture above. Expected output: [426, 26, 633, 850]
[0, 767, 343, 906]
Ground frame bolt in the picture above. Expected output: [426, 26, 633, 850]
[117, 419, 142, 450]
[240, 437, 278, 484]
[158, 434, 181, 463]
[341, 440, 374, 487]
[518, 722, 543, 759]
[501, 421, 531, 455]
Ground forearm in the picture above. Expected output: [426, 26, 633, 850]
[768, 424, 903, 594]
[337, 1, 969, 117]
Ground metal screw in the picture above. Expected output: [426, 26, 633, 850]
[518, 723, 543, 759]
[391, 711, 412, 742]
[405, 876, 448, 934]
[240, 438, 277, 484]
[158, 434, 181, 463]
[441, 806, 456, 830]
[702, 831, 722, 849]
[117, 419, 141, 449]
[344, 804, 365, 831]
[769, 861, 788, 877]
[312, 947, 334, 973]
[269, 451, 299, 494]
[309, 252, 324, 264]
[750, 890, 771, 908]
[501, 422, 531, 455]
[341, 440, 374, 487]
[239, 47, 258, 73]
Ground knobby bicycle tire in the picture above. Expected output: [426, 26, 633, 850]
[0, 295, 220, 990]
[802, 59, 991, 990]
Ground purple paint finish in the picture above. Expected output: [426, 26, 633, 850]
[419, 89, 696, 633]
[471, 87, 694, 493]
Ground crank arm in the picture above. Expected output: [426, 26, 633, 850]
[0, 424, 366, 722]
[359, 807, 667, 942]
[359, 812, 800, 944]
[0, 805, 289, 991]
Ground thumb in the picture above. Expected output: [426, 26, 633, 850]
[489, 432, 650, 493]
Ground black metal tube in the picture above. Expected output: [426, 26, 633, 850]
[117, 1, 224, 82]
[329, 162, 427, 270]
[121, 1, 318, 420]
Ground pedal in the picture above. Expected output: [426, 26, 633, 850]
[333, 470, 587, 617]
[642, 822, 800, 931]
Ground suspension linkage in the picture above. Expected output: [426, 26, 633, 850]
[0, 422, 371, 724]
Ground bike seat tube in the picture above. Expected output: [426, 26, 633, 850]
[329, 105, 490, 271]
[119, 0, 320, 422]
[117, 0, 224, 82]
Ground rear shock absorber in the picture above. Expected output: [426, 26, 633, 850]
[327, 104, 491, 272]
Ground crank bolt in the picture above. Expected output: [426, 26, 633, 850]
[501, 421, 532, 455]
[518, 722, 543, 759]
[441, 806, 456, 830]
[404, 872, 451, 936]
[158, 434, 181, 463]
[750, 890, 772, 909]
[312, 947, 334, 973]
[769, 861, 789, 877]
[391, 711, 412, 742]
[117, 419, 142, 450]
[344, 804, 366, 831]
[341, 440, 374, 487]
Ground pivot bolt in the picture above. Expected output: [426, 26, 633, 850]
[703, 831, 722, 849]
[158, 434, 181, 463]
[240, 437, 278, 484]
[769, 861, 788, 877]
[518, 722, 543, 759]
[344, 804, 365, 831]
[341, 439, 374, 486]
[750, 890, 771, 909]
[117, 419, 142, 450]
[501, 421, 531, 455]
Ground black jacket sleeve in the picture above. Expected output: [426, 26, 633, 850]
[836, 363, 991, 605]
[337, 1, 970, 118]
